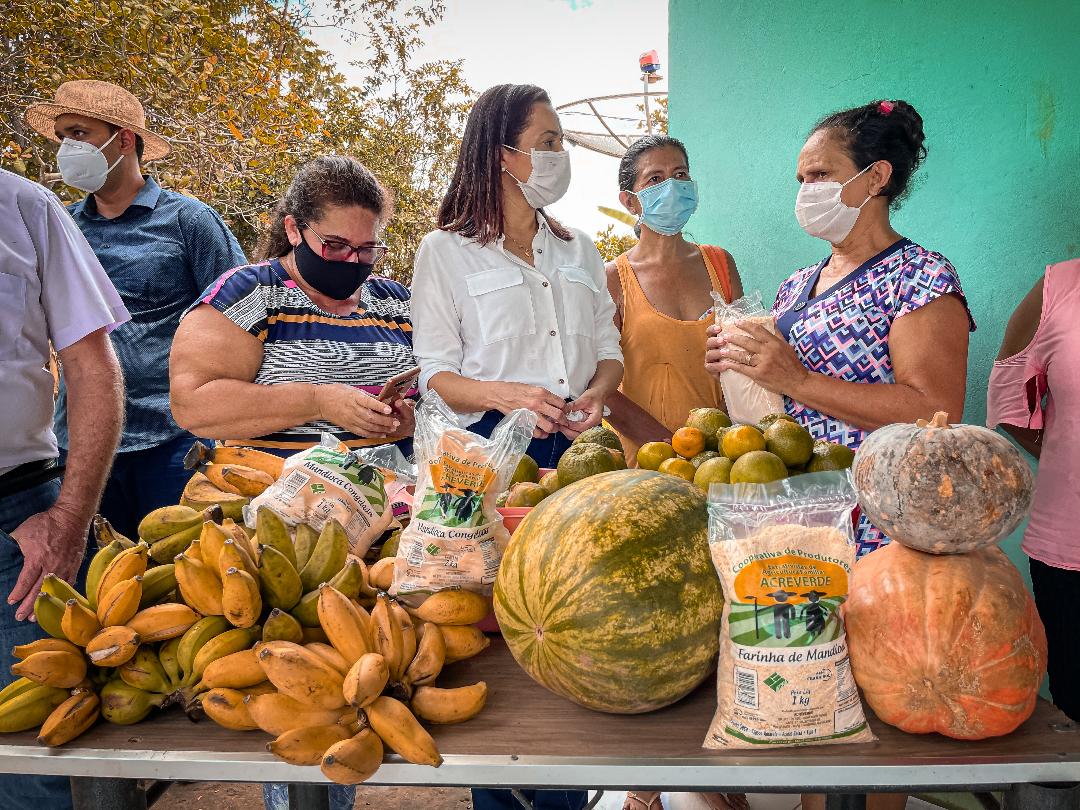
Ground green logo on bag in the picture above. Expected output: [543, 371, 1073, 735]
[764, 673, 787, 692]
[310, 483, 326, 494]
[426, 543, 440, 556]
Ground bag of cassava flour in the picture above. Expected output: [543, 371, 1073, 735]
[705, 471, 875, 748]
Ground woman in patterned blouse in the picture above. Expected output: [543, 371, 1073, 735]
[706, 100, 975, 559]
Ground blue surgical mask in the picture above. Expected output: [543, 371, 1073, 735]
[634, 178, 698, 236]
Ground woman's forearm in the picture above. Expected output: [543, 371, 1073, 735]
[587, 359, 623, 397]
[427, 371, 499, 414]
[788, 373, 966, 433]
[605, 391, 672, 445]
[174, 379, 323, 440]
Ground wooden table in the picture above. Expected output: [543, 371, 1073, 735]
[0, 639, 1077, 810]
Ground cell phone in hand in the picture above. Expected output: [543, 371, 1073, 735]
[377, 366, 420, 402]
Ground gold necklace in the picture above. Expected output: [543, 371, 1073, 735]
[504, 231, 535, 259]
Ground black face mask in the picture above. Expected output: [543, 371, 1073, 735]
[292, 237, 373, 300]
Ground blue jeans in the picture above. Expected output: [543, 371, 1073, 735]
[472, 788, 588, 809]
[0, 477, 86, 810]
[470, 411, 572, 470]
[263, 783, 354, 810]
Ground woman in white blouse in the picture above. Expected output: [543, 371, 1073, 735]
[411, 83, 624, 471]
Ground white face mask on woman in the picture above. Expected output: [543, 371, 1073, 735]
[503, 145, 571, 209]
[794, 163, 875, 244]
[56, 131, 124, 193]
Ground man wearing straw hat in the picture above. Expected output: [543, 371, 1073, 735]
[26, 81, 247, 540]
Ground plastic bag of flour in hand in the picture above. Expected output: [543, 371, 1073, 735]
[705, 471, 875, 749]
[247, 435, 411, 557]
[391, 391, 536, 603]
[711, 290, 786, 426]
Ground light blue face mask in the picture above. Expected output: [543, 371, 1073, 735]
[634, 178, 698, 236]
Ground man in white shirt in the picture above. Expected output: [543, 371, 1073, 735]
[0, 168, 127, 809]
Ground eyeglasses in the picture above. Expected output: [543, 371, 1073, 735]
[302, 224, 389, 263]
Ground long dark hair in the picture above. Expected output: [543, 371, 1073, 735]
[618, 134, 690, 191]
[258, 155, 392, 260]
[438, 83, 572, 244]
[811, 100, 927, 208]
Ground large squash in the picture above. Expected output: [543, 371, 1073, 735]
[493, 469, 722, 714]
[852, 412, 1033, 553]
[844, 541, 1046, 739]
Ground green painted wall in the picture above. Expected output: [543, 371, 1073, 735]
[670, 0, 1079, 583]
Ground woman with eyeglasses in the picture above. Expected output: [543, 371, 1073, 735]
[170, 155, 416, 460]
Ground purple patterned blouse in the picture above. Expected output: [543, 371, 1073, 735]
[772, 238, 976, 556]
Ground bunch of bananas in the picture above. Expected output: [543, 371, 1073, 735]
[0, 492, 494, 786]
[180, 442, 285, 520]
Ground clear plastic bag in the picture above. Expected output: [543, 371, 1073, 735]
[711, 290, 786, 425]
[391, 391, 536, 601]
[704, 471, 875, 748]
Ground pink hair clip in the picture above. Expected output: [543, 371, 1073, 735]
[878, 100, 895, 115]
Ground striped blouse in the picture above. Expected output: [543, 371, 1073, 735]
[193, 258, 415, 451]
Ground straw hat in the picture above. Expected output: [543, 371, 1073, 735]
[25, 80, 171, 161]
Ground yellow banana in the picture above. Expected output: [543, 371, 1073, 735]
[12, 638, 81, 660]
[268, 724, 349, 766]
[305, 643, 350, 677]
[241, 681, 276, 697]
[33, 591, 69, 640]
[317, 585, 373, 666]
[356, 557, 377, 601]
[180, 470, 248, 521]
[92, 514, 135, 550]
[364, 696, 442, 767]
[118, 646, 171, 693]
[256, 641, 346, 710]
[258, 544, 303, 612]
[41, 574, 90, 611]
[158, 635, 184, 688]
[222, 518, 258, 560]
[175, 551, 224, 616]
[148, 522, 201, 565]
[220, 465, 274, 497]
[0, 683, 70, 732]
[61, 598, 102, 647]
[389, 600, 417, 682]
[100, 678, 167, 725]
[188, 626, 261, 686]
[37, 690, 100, 746]
[410, 682, 488, 724]
[320, 728, 384, 785]
[368, 558, 394, 592]
[410, 590, 490, 626]
[11, 649, 87, 689]
[95, 542, 149, 607]
[195, 648, 265, 692]
[200, 687, 258, 730]
[371, 593, 403, 679]
[440, 625, 491, 664]
[198, 521, 229, 579]
[342, 653, 389, 708]
[97, 575, 143, 627]
[221, 567, 261, 629]
[244, 691, 341, 736]
[186, 537, 205, 564]
[85, 626, 141, 667]
[404, 623, 445, 687]
[126, 602, 200, 643]
[293, 523, 319, 571]
[298, 519, 349, 592]
[176, 615, 230, 684]
[205, 444, 285, 479]
[261, 608, 303, 643]
[256, 507, 297, 569]
[326, 557, 364, 600]
[137, 505, 202, 543]
[0, 677, 40, 705]
[138, 564, 178, 608]
[202, 463, 243, 496]
[219, 538, 257, 581]
[85, 539, 128, 611]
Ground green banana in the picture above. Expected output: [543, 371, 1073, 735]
[158, 636, 183, 690]
[256, 507, 297, 569]
[176, 615, 231, 685]
[148, 523, 202, 565]
[261, 608, 304, 643]
[0, 683, 69, 732]
[92, 515, 135, 550]
[298, 519, 349, 592]
[85, 539, 127, 611]
[293, 523, 319, 571]
[138, 564, 178, 608]
[0, 677, 39, 706]
[41, 574, 90, 610]
[289, 588, 322, 628]
[100, 678, 167, 725]
[326, 557, 364, 600]
[119, 646, 171, 693]
[33, 592, 69, 640]
[186, 626, 261, 687]
[258, 545, 303, 611]
[137, 505, 202, 543]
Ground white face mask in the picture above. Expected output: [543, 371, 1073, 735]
[794, 163, 875, 244]
[56, 131, 123, 193]
[502, 145, 571, 209]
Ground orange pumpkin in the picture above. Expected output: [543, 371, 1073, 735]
[852, 412, 1034, 554]
[844, 541, 1046, 739]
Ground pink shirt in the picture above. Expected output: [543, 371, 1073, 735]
[987, 259, 1080, 570]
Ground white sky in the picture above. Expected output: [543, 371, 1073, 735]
[316, 0, 668, 238]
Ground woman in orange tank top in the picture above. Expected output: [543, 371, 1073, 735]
[604, 136, 744, 468]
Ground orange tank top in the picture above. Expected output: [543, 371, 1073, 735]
[615, 245, 733, 461]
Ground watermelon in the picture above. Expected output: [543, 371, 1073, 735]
[493, 469, 723, 714]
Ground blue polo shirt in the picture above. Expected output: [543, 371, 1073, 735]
[55, 176, 247, 452]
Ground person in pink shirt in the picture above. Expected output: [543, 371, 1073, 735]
[987, 257, 1080, 722]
